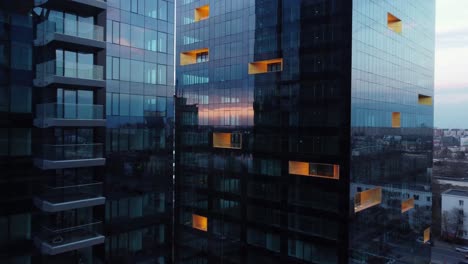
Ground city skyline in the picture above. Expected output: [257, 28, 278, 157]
[435, 0, 468, 128]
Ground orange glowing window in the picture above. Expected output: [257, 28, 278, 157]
[424, 227, 431, 243]
[354, 187, 382, 213]
[288, 161, 339, 180]
[180, 48, 209, 66]
[387, 13, 402, 33]
[195, 5, 210, 22]
[248, 58, 283, 74]
[392, 112, 401, 128]
[213, 132, 242, 149]
[192, 214, 208, 232]
[401, 198, 415, 213]
[418, 94, 432, 106]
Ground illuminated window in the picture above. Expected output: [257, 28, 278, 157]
[180, 48, 209, 65]
[354, 187, 382, 213]
[387, 13, 402, 33]
[288, 161, 339, 180]
[248, 58, 283, 74]
[418, 94, 432, 106]
[401, 198, 415, 213]
[424, 227, 430, 243]
[192, 214, 207, 232]
[392, 112, 401, 128]
[213, 132, 242, 149]
[194, 5, 210, 22]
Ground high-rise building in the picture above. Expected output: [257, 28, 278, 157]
[175, 1, 434, 264]
[0, 0, 175, 263]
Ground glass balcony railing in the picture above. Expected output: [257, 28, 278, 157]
[37, 221, 103, 248]
[39, 182, 103, 204]
[36, 19, 104, 43]
[36, 103, 104, 120]
[36, 60, 104, 81]
[40, 144, 103, 161]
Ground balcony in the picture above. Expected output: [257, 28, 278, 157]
[34, 144, 105, 170]
[34, 183, 105, 212]
[35, 221, 104, 255]
[35, 19, 105, 51]
[35, 103, 105, 128]
[34, 0, 106, 16]
[34, 60, 105, 88]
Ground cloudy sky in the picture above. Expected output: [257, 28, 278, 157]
[435, 0, 468, 128]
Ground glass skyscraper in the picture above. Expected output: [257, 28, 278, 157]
[175, 0, 434, 264]
[0, 0, 434, 263]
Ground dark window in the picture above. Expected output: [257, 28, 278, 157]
[196, 52, 209, 63]
[267, 62, 281, 72]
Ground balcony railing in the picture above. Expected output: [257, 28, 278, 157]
[36, 60, 103, 81]
[36, 221, 104, 255]
[40, 144, 103, 161]
[36, 19, 104, 45]
[40, 182, 103, 204]
[36, 103, 104, 120]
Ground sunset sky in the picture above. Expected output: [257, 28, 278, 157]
[435, 0, 468, 128]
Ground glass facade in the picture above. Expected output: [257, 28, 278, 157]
[104, 0, 174, 263]
[0, 7, 34, 264]
[350, 0, 434, 263]
[176, 0, 434, 263]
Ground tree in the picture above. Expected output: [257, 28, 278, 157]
[441, 207, 465, 241]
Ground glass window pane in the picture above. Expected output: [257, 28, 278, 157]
[120, 58, 130, 81]
[158, 32, 167, 53]
[130, 95, 144, 117]
[120, 94, 129, 116]
[112, 21, 120, 44]
[157, 65, 166, 85]
[120, 23, 130, 46]
[112, 57, 120, 80]
[131, 60, 144, 83]
[131, 26, 144, 49]
[145, 29, 157, 51]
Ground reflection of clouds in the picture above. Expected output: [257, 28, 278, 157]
[198, 104, 254, 127]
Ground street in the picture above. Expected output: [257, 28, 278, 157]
[432, 240, 468, 264]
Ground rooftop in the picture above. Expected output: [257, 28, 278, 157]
[442, 189, 468, 197]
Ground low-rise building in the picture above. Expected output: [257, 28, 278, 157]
[441, 189, 468, 240]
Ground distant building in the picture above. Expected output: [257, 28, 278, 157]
[441, 189, 468, 240]
[442, 136, 460, 147]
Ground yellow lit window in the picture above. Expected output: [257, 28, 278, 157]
[248, 58, 283, 74]
[288, 161, 339, 180]
[418, 94, 432, 106]
[392, 112, 401, 128]
[195, 5, 210, 22]
[354, 187, 382, 213]
[401, 198, 415, 213]
[387, 13, 402, 33]
[424, 227, 431, 243]
[213, 132, 242, 149]
[192, 214, 208, 232]
[180, 48, 209, 66]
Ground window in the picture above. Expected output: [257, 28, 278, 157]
[213, 132, 242, 149]
[130, 26, 145, 49]
[354, 187, 382, 213]
[426, 196, 431, 202]
[289, 161, 339, 180]
[158, 32, 167, 52]
[267, 62, 282, 72]
[192, 214, 207, 232]
[194, 5, 210, 22]
[145, 29, 157, 51]
[180, 48, 209, 65]
[418, 94, 432, 106]
[401, 198, 415, 213]
[460, 200, 464, 206]
[248, 58, 283, 74]
[413, 194, 419, 201]
[120, 23, 131, 46]
[423, 228, 430, 243]
[392, 112, 401, 128]
[196, 52, 209, 63]
[387, 13, 402, 33]
[112, 21, 120, 44]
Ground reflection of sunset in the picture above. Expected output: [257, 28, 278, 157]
[198, 104, 254, 127]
